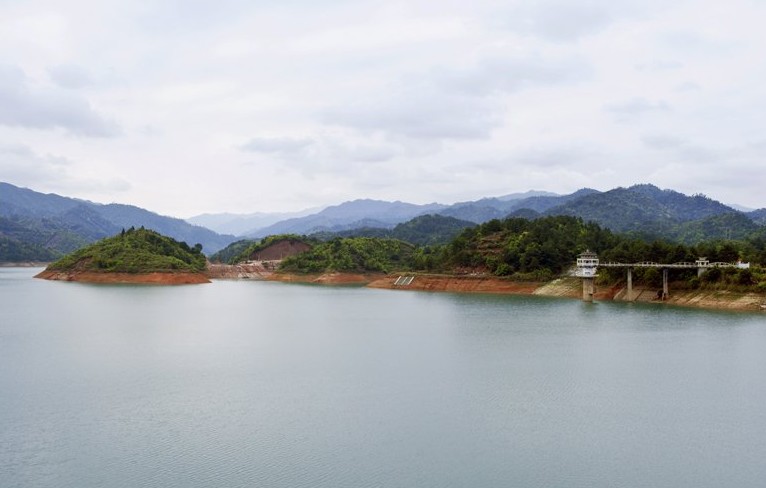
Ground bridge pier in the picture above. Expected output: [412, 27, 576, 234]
[576, 254, 749, 304]
[582, 277, 595, 302]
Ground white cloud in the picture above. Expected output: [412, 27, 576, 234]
[241, 136, 315, 155]
[605, 97, 671, 120]
[0, 65, 120, 137]
[641, 134, 687, 150]
[0, 0, 765, 214]
[321, 55, 590, 143]
[322, 90, 501, 141]
[499, 0, 618, 41]
[0, 144, 130, 195]
[47, 64, 95, 89]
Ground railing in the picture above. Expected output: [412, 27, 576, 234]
[393, 276, 414, 286]
[591, 261, 742, 269]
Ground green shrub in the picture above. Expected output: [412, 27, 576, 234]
[687, 276, 701, 289]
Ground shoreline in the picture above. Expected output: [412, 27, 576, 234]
[34, 269, 210, 285]
[270, 271, 766, 312]
[20, 264, 765, 311]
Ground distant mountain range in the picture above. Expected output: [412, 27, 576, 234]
[189, 190, 561, 237]
[0, 182, 236, 261]
[188, 185, 765, 244]
[2, 181, 765, 262]
[243, 199, 448, 238]
[186, 207, 323, 236]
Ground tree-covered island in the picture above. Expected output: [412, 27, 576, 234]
[35, 227, 209, 284]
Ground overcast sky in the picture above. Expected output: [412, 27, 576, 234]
[1, 0, 765, 217]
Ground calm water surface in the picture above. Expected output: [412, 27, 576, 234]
[1, 268, 765, 487]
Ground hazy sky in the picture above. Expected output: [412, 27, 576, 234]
[1, 0, 765, 217]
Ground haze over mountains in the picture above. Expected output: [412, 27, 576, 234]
[191, 190, 561, 237]
[187, 207, 323, 236]
[1, 181, 765, 262]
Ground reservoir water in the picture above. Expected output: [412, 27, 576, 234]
[1, 267, 766, 487]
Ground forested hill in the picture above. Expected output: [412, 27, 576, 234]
[189, 184, 762, 243]
[45, 227, 207, 273]
[6, 181, 764, 263]
[323, 214, 475, 246]
[417, 215, 766, 288]
[210, 215, 474, 264]
[539, 185, 741, 238]
[0, 216, 60, 262]
[0, 182, 235, 261]
[285, 189, 764, 248]
[251, 215, 765, 292]
[436, 216, 616, 280]
[279, 238, 415, 274]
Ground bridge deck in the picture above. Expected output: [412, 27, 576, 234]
[598, 262, 736, 269]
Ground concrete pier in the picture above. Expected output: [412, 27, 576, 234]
[576, 252, 748, 303]
[582, 277, 594, 302]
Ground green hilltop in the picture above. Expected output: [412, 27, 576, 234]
[47, 227, 207, 273]
[278, 237, 415, 274]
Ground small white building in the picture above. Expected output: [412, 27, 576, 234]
[576, 251, 599, 277]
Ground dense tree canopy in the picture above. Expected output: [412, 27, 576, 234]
[247, 215, 765, 289]
[279, 237, 415, 273]
[47, 227, 206, 273]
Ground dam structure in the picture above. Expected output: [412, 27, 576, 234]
[574, 251, 750, 302]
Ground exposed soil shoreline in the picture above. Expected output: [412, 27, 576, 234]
[270, 271, 766, 312]
[34, 269, 210, 284]
[267, 271, 375, 285]
[367, 274, 541, 294]
[27, 263, 766, 311]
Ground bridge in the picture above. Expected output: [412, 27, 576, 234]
[575, 251, 749, 302]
